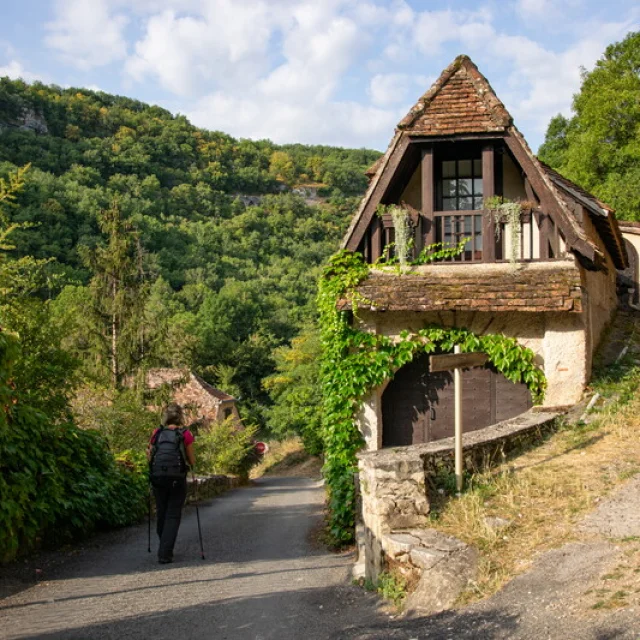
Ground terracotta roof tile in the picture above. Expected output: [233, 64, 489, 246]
[337, 261, 583, 314]
[398, 55, 511, 135]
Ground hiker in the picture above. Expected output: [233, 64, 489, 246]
[148, 403, 196, 564]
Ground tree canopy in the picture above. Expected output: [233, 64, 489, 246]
[538, 30, 640, 221]
[0, 76, 380, 437]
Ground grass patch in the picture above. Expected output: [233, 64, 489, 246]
[250, 437, 322, 479]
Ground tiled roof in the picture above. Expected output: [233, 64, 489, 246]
[193, 375, 236, 402]
[144, 368, 235, 402]
[540, 161, 627, 269]
[337, 261, 583, 314]
[398, 55, 511, 135]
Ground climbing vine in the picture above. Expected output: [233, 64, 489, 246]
[318, 250, 547, 543]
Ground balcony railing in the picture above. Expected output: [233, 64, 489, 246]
[364, 208, 562, 265]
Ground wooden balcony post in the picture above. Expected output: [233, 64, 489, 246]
[421, 146, 434, 247]
[482, 145, 495, 262]
[370, 216, 382, 262]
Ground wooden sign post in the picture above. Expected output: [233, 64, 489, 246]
[429, 348, 488, 492]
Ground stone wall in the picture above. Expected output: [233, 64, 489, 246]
[186, 474, 241, 503]
[355, 409, 560, 581]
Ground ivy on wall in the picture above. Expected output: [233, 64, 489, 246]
[318, 250, 547, 543]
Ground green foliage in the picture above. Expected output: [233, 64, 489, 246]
[264, 325, 324, 455]
[538, 31, 640, 220]
[0, 166, 146, 562]
[72, 385, 159, 454]
[317, 250, 547, 544]
[377, 571, 408, 607]
[0, 333, 147, 562]
[195, 419, 258, 477]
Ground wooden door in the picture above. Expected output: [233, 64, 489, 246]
[381, 355, 532, 447]
[381, 353, 430, 447]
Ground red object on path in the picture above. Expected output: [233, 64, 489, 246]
[254, 442, 268, 455]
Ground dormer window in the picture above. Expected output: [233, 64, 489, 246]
[440, 158, 483, 211]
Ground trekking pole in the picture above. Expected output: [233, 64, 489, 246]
[192, 471, 206, 560]
[147, 481, 152, 553]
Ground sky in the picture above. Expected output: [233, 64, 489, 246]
[0, 0, 638, 153]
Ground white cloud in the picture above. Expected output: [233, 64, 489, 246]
[187, 91, 398, 149]
[259, 4, 361, 104]
[481, 21, 635, 138]
[369, 73, 412, 106]
[45, 0, 128, 69]
[0, 60, 43, 83]
[125, 1, 276, 95]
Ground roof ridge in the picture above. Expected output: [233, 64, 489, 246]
[397, 54, 511, 132]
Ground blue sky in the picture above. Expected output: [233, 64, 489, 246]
[1, 0, 638, 152]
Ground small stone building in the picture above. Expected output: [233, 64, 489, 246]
[145, 368, 241, 430]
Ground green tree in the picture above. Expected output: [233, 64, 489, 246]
[263, 325, 323, 454]
[269, 151, 296, 185]
[539, 31, 640, 220]
[79, 201, 150, 388]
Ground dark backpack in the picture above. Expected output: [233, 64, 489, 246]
[150, 426, 188, 478]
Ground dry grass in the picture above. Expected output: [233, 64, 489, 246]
[250, 437, 322, 479]
[581, 539, 640, 612]
[428, 365, 640, 605]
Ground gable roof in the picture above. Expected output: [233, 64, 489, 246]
[343, 55, 627, 270]
[398, 55, 511, 135]
[145, 368, 236, 402]
[540, 162, 627, 269]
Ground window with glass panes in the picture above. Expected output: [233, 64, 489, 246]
[440, 158, 483, 211]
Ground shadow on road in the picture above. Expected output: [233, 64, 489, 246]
[11, 586, 380, 640]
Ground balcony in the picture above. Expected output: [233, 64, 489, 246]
[362, 206, 564, 266]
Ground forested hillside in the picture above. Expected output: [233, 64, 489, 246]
[0, 77, 381, 558]
[0, 77, 380, 430]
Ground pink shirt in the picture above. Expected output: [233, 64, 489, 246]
[150, 427, 194, 446]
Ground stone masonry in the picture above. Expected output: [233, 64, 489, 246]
[355, 409, 560, 582]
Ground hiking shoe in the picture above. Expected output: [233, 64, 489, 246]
[158, 556, 173, 564]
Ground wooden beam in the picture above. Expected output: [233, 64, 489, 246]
[408, 133, 506, 144]
[430, 352, 488, 373]
[422, 146, 434, 247]
[482, 145, 495, 262]
[524, 177, 538, 205]
[345, 134, 410, 251]
[504, 133, 586, 256]
[534, 210, 550, 259]
[370, 217, 382, 262]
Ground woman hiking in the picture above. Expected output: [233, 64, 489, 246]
[148, 403, 196, 564]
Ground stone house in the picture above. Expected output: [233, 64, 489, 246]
[145, 368, 241, 431]
[342, 55, 627, 452]
[342, 54, 629, 583]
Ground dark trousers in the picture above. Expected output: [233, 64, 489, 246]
[151, 476, 187, 560]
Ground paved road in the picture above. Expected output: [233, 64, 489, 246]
[0, 477, 383, 640]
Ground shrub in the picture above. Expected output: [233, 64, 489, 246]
[0, 332, 147, 562]
[195, 418, 258, 478]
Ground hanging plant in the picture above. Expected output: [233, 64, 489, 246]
[484, 196, 528, 264]
[376, 204, 413, 270]
[317, 250, 547, 544]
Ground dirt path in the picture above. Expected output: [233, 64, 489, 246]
[339, 474, 640, 639]
[0, 477, 383, 639]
